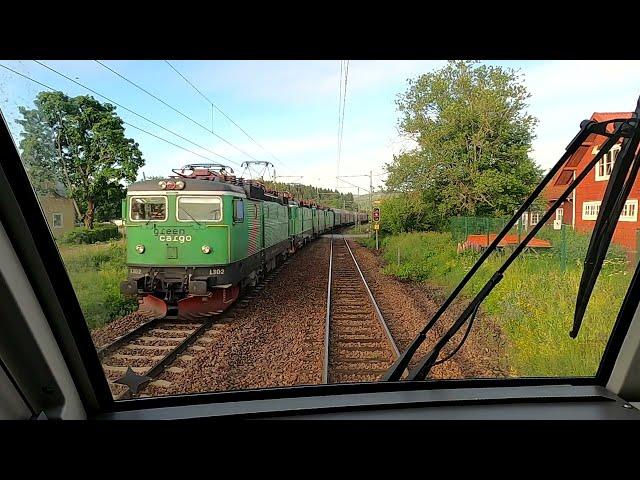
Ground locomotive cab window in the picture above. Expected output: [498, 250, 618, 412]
[177, 196, 222, 222]
[130, 196, 167, 221]
[233, 198, 244, 222]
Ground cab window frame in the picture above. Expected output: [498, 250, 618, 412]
[176, 195, 223, 223]
[129, 195, 168, 222]
[233, 197, 245, 223]
[1, 89, 639, 419]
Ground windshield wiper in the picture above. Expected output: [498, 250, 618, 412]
[178, 206, 202, 226]
[381, 99, 640, 382]
[571, 99, 640, 338]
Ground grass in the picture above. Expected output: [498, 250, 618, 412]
[361, 230, 631, 377]
[57, 239, 137, 330]
[344, 223, 371, 235]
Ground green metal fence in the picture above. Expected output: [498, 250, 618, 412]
[449, 216, 511, 243]
[450, 215, 633, 271]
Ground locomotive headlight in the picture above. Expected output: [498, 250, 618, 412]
[135, 244, 145, 254]
[201, 245, 212, 254]
[158, 181, 167, 189]
[175, 180, 185, 190]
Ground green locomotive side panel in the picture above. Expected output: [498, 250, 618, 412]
[244, 199, 263, 258]
[264, 201, 289, 248]
[229, 197, 250, 262]
[312, 207, 319, 234]
[301, 206, 313, 234]
[288, 204, 302, 236]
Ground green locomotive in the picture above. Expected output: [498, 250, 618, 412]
[120, 164, 365, 320]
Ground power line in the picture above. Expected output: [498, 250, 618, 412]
[0, 63, 228, 165]
[31, 60, 238, 166]
[93, 59, 264, 164]
[124, 122, 223, 163]
[337, 61, 343, 190]
[340, 61, 349, 162]
[163, 60, 297, 174]
[336, 60, 350, 189]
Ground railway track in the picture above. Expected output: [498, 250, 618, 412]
[323, 236, 399, 384]
[99, 257, 290, 400]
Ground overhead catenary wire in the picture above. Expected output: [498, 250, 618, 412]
[163, 60, 297, 174]
[94, 60, 263, 165]
[30, 60, 240, 167]
[336, 60, 350, 189]
[0, 63, 229, 165]
[337, 61, 343, 190]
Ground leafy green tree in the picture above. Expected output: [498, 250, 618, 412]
[16, 91, 144, 228]
[386, 60, 543, 230]
[380, 192, 433, 234]
[264, 181, 356, 209]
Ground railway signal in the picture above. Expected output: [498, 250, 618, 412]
[372, 207, 380, 250]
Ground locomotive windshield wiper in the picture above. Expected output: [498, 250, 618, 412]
[381, 96, 640, 383]
[178, 205, 202, 226]
[571, 100, 640, 338]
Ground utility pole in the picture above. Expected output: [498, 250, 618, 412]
[369, 170, 373, 211]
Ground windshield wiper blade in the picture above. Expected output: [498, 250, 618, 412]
[571, 105, 640, 338]
[381, 108, 637, 382]
[179, 206, 202, 226]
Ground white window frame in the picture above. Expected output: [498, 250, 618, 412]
[556, 208, 564, 222]
[595, 144, 621, 181]
[129, 196, 168, 222]
[620, 199, 638, 222]
[530, 213, 540, 226]
[176, 195, 223, 222]
[52, 212, 63, 228]
[582, 201, 601, 221]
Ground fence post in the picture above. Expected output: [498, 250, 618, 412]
[518, 215, 522, 245]
[560, 224, 568, 273]
[485, 217, 490, 247]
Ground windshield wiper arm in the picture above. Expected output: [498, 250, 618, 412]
[178, 206, 201, 226]
[571, 102, 640, 338]
[381, 109, 637, 382]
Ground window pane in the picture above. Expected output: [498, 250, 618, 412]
[130, 197, 167, 221]
[234, 199, 244, 222]
[177, 196, 222, 221]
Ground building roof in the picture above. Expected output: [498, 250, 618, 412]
[544, 111, 633, 202]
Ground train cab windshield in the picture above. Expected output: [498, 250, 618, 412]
[1, 59, 640, 412]
[130, 197, 167, 221]
[176, 196, 222, 222]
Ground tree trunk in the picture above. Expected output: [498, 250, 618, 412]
[84, 199, 95, 229]
[71, 198, 82, 222]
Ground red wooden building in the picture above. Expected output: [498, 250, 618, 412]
[544, 112, 639, 251]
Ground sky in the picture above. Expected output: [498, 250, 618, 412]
[1, 59, 640, 195]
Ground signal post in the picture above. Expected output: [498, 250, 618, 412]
[372, 202, 380, 250]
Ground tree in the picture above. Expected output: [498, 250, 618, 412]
[264, 181, 356, 209]
[386, 61, 543, 229]
[16, 91, 144, 228]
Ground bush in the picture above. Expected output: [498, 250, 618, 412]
[61, 223, 120, 244]
[57, 240, 136, 329]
